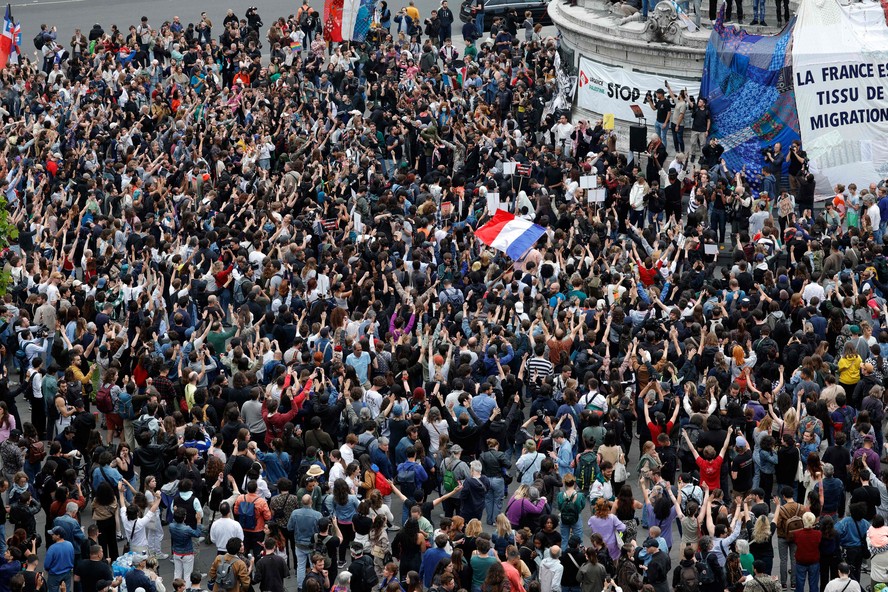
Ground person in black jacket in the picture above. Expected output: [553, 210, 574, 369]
[459, 460, 490, 522]
[347, 543, 379, 592]
[643, 537, 672, 592]
[253, 537, 288, 592]
[698, 536, 726, 592]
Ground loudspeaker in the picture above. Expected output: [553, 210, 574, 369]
[629, 125, 647, 153]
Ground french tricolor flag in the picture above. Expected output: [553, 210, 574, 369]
[475, 209, 546, 260]
[0, 5, 13, 70]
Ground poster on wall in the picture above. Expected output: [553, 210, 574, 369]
[792, 0, 888, 189]
[576, 57, 701, 125]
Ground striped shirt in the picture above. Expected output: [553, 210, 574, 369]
[525, 356, 554, 387]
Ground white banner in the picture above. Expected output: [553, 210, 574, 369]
[792, 0, 888, 188]
[576, 57, 701, 125]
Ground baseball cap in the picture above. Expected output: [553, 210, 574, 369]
[643, 538, 659, 549]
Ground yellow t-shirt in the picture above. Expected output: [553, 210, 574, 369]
[405, 5, 420, 22]
[837, 354, 862, 384]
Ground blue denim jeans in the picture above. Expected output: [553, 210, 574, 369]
[485, 477, 505, 525]
[654, 119, 668, 149]
[295, 546, 311, 590]
[48, 571, 73, 592]
[560, 521, 583, 548]
[796, 562, 819, 592]
[752, 0, 765, 20]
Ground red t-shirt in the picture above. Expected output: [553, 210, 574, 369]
[637, 260, 662, 287]
[696, 456, 723, 490]
[648, 421, 674, 445]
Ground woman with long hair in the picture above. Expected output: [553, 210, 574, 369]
[450, 547, 470, 590]
[111, 442, 137, 503]
[391, 518, 424, 578]
[818, 515, 839, 590]
[612, 484, 643, 542]
[141, 474, 163, 557]
[636, 441, 661, 491]
[331, 477, 360, 563]
[491, 514, 514, 560]
[21, 423, 42, 481]
[752, 435, 778, 497]
[801, 452, 822, 502]
[748, 513, 775, 573]
[0, 401, 16, 442]
[91, 480, 119, 561]
[369, 514, 390, 580]
[838, 341, 863, 401]
[480, 561, 510, 592]
[640, 481, 677, 548]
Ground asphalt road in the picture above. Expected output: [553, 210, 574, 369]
[11, 0, 470, 58]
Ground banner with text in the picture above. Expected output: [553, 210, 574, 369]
[576, 57, 701, 124]
[792, 0, 888, 188]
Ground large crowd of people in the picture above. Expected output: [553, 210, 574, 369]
[0, 6, 883, 592]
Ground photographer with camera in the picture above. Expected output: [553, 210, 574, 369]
[785, 140, 807, 194]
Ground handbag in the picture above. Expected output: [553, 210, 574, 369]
[122, 516, 137, 553]
[614, 454, 628, 482]
[854, 520, 871, 559]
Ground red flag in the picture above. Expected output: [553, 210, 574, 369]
[0, 5, 14, 69]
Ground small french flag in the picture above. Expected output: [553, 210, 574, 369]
[475, 209, 546, 260]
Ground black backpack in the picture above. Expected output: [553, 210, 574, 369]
[33, 33, 44, 50]
[677, 564, 700, 592]
[313, 533, 333, 568]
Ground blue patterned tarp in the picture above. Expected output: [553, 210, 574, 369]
[700, 8, 799, 193]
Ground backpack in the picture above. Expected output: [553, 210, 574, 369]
[778, 503, 805, 538]
[33, 33, 44, 50]
[27, 440, 46, 464]
[313, 533, 333, 568]
[875, 255, 888, 283]
[396, 464, 417, 498]
[132, 415, 156, 441]
[215, 558, 238, 591]
[698, 553, 717, 585]
[236, 494, 257, 530]
[115, 390, 136, 420]
[833, 406, 856, 437]
[575, 451, 597, 492]
[679, 425, 700, 454]
[680, 485, 704, 514]
[96, 384, 114, 414]
[375, 471, 392, 496]
[677, 564, 700, 592]
[174, 493, 199, 528]
[558, 492, 580, 526]
[442, 458, 462, 493]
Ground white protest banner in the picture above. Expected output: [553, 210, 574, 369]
[503, 162, 517, 175]
[486, 192, 500, 215]
[792, 0, 888, 188]
[580, 175, 598, 189]
[576, 56, 701, 125]
[587, 188, 607, 203]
